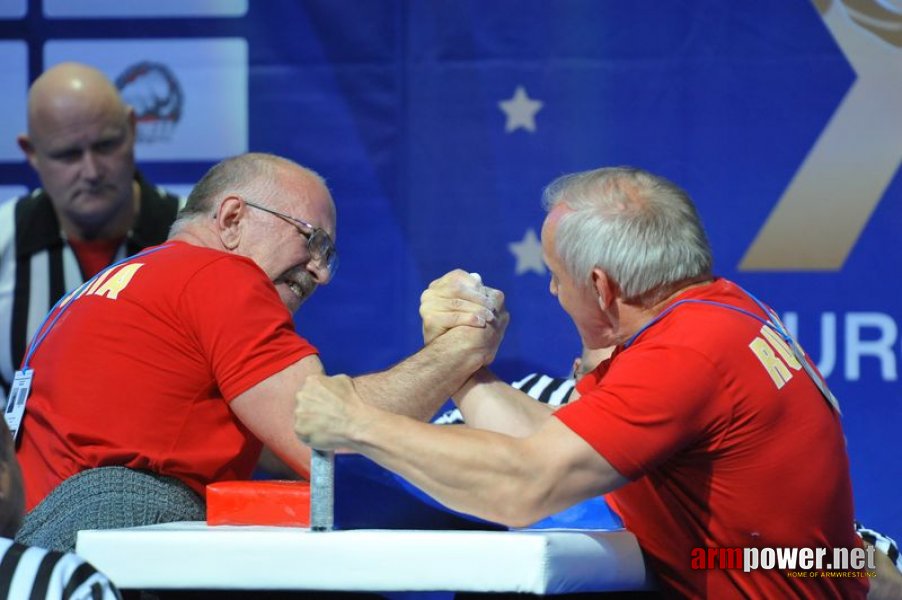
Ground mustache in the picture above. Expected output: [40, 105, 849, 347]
[288, 267, 317, 298]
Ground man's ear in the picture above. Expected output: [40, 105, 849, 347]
[126, 106, 137, 139]
[17, 135, 38, 170]
[590, 267, 614, 308]
[216, 196, 244, 250]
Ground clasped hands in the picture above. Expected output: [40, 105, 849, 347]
[418, 269, 509, 362]
[294, 270, 509, 450]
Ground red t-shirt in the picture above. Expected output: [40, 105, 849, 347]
[16, 241, 317, 510]
[555, 279, 866, 599]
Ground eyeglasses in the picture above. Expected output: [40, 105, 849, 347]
[243, 200, 338, 278]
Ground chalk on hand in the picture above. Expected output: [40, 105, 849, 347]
[469, 272, 495, 314]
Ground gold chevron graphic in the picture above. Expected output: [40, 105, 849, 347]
[740, 0, 901, 271]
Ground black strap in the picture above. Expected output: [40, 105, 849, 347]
[11, 193, 66, 375]
[516, 373, 543, 396]
[0, 542, 28, 593]
[29, 550, 64, 600]
[61, 561, 102, 600]
[536, 377, 567, 404]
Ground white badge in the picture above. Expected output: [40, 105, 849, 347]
[5, 368, 33, 443]
[790, 342, 842, 414]
[770, 311, 841, 414]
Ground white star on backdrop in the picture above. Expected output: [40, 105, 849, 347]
[509, 228, 546, 275]
[498, 85, 544, 133]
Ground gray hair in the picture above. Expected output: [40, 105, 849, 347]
[542, 167, 712, 306]
[170, 152, 325, 235]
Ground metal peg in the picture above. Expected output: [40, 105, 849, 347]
[310, 449, 335, 531]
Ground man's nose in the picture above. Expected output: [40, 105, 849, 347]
[308, 260, 331, 285]
[81, 151, 101, 180]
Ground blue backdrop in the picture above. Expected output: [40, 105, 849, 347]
[1, 0, 899, 543]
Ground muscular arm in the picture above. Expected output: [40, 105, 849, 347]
[353, 268, 508, 421]
[234, 266, 506, 477]
[355, 325, 493, 421]
[863, 539, 902, 600]
[234, 309, 500, 477]
[231, 354, 325, 479]
[295, 374, 628, 527]
[454, 368, 555, 436]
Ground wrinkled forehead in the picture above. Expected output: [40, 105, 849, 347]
[310, 184, 337, 234]
[271, 169, 337, 237]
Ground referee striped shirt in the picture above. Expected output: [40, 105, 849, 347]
[0, 538, 120, 600]
[0, 174, 181, 394]
[432, 372, 576, 425]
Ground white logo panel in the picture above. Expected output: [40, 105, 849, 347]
[45, 39, 248, 161]
[43, 0, 247, 18]
[0, 186, 27, 207]
[0, 0, 26, 18]
[0, 42, 28, 161]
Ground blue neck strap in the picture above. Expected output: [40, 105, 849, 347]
[21, 244, 171, 369]
[621, 284, 841, 413]
[624, 287, 787, 349]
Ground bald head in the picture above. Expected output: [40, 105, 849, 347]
[176, 152, 334, 226]
[18, 62, 139, 240]
[27, 62, 128, 139]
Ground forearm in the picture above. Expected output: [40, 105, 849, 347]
[355, 327, 484, 421]
[232, 355, 324, 480]
[347, 411, 549, 527]
[866, 541, 902, 600]
[454, 368, 554, 436]
[294, 374, 625, 525]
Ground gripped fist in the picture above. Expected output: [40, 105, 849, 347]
[448, 299, 509, 366]
[294, 374, 367, 451]
[420, 269, 506, 344]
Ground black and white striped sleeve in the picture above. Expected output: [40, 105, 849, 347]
[856, 523, 902, 571]
[0, 538, 121, 600]
[432, 373, 578, 425]
[511, 373, 576, 406]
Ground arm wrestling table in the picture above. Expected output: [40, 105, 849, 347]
[75, 521, 653, 594]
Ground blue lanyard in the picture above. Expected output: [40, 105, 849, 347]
[622, 285, 841, 413]
[21, 244, 171, 369]
[624, 288, 791, 348]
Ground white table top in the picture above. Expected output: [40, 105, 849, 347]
[76, 521, 653, 593]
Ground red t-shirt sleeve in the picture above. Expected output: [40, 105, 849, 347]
[555, 343, 724, 480]
[178, 255, 317, 401]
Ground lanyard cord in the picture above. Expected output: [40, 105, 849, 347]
[624, 294, 783, 349]
[621, 285, 840, 413]
[21, 244, 171, 369]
